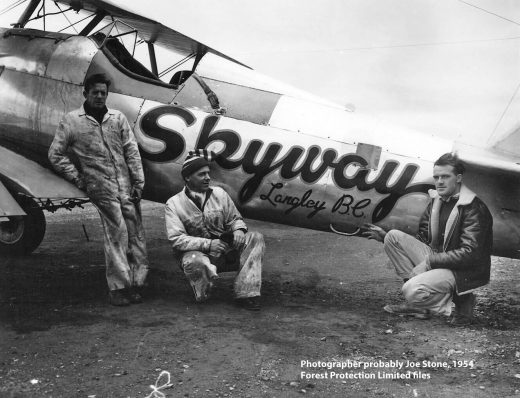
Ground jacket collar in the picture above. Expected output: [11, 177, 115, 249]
[79, 104, 116, 123]
[429, 184, 476, 206]
[184, 186, 213, 211]
[429, 184, 476, 250]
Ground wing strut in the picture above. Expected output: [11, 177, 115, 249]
[14, 0, 41, 28]
[192, 43, 208, 72]
[147, 42, 158, 76]
[79, 11, 107, 36]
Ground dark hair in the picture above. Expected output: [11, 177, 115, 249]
[84, 73, 111, 91]
[434, 152, 465, 175]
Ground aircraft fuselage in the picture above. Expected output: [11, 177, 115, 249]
[1, 27, 519, 259]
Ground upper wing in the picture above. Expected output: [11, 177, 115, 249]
[56, 0, 250, 69]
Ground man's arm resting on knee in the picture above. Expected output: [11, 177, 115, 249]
[231, 229, 246, 250]
[209, 239, 229, 257]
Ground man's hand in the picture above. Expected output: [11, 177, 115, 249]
[209, 239, 229, 257]
[232, 230, 246, 250]
[130, 186, 143, 203]
[362, 223, 387, 242]
[410, 259, 430, 277]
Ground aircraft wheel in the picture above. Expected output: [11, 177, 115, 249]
[0, 196, 46, 255]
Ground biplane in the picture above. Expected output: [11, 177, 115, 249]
[0, 0, 519, 259]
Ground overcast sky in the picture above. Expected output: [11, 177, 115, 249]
[1, 0, 519, 145]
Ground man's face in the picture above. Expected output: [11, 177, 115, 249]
[186, 166, 211, 192]
[433, 164, 462, 198]
[84, 83, 108, 110]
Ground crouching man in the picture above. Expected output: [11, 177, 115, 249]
[364, 153, 493, 325]
[165, 150, 265, 310]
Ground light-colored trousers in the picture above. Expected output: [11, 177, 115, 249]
[93, 195, 149, 291]
[180, 231, 264, 302]
[384, 230, 455, 316]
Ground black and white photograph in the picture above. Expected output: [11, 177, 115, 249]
[0, 0, 519, 397]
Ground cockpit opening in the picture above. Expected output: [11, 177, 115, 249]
[90, 31, 163, 84]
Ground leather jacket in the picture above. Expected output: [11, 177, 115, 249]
[417, 185, 493, 294]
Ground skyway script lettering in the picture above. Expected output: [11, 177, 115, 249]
[138, 105, 432, 222]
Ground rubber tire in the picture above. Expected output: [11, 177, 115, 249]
[0, 196, 46, 255]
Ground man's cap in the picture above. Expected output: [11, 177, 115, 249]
[181, 149, 216, 179]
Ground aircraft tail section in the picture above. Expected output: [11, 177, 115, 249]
[490, 124, 520, 159]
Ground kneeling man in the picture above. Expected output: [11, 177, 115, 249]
[364, 153, 493, 324]
[165, 150, 265, 310]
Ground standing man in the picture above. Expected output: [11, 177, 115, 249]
[364, 153, 493, 324]
[165, 150, 265, 311]
[49, 73, 149, 306]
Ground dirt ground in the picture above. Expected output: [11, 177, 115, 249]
[0, 201, 519, 398]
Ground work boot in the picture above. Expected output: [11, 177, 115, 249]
[449, 293, 476, 326]
[236, 296, 261, 311]
[109, 289, 130, 306]
[190, 277, 213, 303]
[383, 303, 431, 319]
[128, 286, 144, 304]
